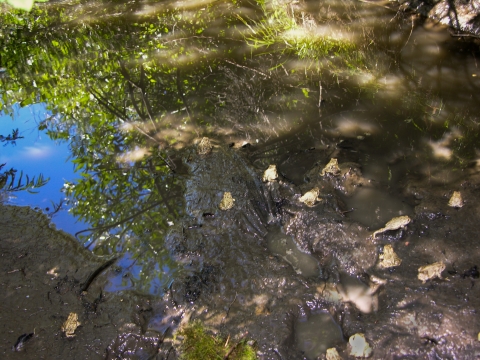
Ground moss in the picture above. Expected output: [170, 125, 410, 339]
[176, 321, 257, 360]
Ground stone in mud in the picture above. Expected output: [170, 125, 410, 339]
[349, 333, 372, 358]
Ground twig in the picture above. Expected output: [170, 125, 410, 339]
[224, 292, 237, 319]
[223, 332, 248, 360]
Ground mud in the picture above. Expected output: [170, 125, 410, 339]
[164, 140, 480, 359]
[0, 205, 171, 359]
[1, 139, 480, 359]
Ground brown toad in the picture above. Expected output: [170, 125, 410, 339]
[320, 158, 341, 176]
[448, 191, 464, 208]
[219, 192, 235, 210]
[378, 244, 402, 268]
[418, 261, 445, 283]
[197, 137, 213, 155]
[262, 164, 278, 182]
[62, 312, 80, 338]
[372, 216, 411, 238]
[299, 187, 321, 207]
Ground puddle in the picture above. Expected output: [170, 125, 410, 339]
[267, 226, 320, 278]
[343, 187, 413, 229]
[295, 311, 344, 360]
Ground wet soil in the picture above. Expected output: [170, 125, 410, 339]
[0, 206, 169, 359]
[1, 139, 480, 359]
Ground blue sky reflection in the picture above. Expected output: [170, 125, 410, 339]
[0, 103, 87, 235]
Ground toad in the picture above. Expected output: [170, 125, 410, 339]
[299, 187, 321, 207]
[219, 192, 235, 210]
[448, 191, 464, 208]
[197, 137, 213, 155]
[372, 216, 411, 238]
[320, 158, 341, 176]
[418, 261, 445, 283]
[62, 312, 80, 338]
[262, 164, 278, 182]
[378, 244, 402, 268]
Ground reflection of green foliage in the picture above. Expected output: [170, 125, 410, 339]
[0, 164, 49, 193]
[237, 0, 360, 68]
[177, 321, 256, 360]
[1, 0, 48, 12]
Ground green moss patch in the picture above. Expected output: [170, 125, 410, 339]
[176, 321, 257, 360]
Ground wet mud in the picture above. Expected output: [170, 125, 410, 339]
[2, 138, 480, 359]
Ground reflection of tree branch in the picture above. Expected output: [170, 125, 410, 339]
[89, 87, 128, 121]
[75, 200, 163, 239]
[448, 29, 480, 39]
[148, 158, 177, 215]
[224, 59, 270, 78]
[176, 67, 192, 120]
[80, 256, 118, 292]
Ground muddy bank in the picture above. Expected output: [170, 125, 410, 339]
[0, 205, 170, 359]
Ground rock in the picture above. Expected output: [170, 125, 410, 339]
[349, 333, 372, 358]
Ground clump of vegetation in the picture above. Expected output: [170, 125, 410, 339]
[176, 321, 257, 360]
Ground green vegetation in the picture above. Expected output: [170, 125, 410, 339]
[176, 321, 257, 360]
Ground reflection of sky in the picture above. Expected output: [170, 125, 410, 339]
[0, 103, 87, 235]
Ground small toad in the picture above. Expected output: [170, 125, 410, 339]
[262, 164, 278, 182]
[326, 348, 341, 360]
[378, 244, 402, 268]
[299, 187, 321, 207]
[320, 158, 341, 176]
[62, 312, 80, 338]
[448, 191, 464, 208]
[197, 137, 213, 155]
[219, 192, 235, 210]
[372, 216, 411, 238]
[418, 261, 445, 283]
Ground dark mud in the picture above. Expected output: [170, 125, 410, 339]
[2, 138, 480, 359]
[0, 206, 172, 359]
